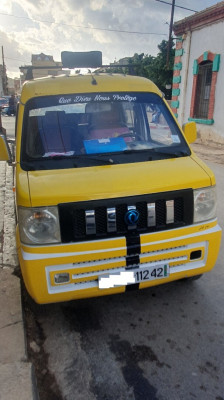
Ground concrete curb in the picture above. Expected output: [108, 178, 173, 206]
[0, 161, 38, 400]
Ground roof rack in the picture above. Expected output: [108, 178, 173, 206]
[20, 51, 137, 79]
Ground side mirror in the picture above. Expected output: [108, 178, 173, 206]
[0, 134, 11, 162]
[182, 121, 197, 144]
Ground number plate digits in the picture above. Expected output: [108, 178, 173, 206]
[99, 264, 169, 289]
[134, 264, 169, 283]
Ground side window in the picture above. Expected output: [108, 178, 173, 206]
[123, 103, 149, 141]
[147, 104, 173, 145]
[189, 52, 220, 123]
[122, 103, 135, 129]
[194, 61, 212, 119]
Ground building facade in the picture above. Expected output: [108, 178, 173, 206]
[20, 53, 64, 83]
[171, 1, 224, 143]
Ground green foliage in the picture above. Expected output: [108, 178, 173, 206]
[126, 40, 175, 93]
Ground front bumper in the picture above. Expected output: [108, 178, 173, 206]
[17, 220, 222, 304]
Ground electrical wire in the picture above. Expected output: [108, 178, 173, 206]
[4, 56, 31, 63]
[154, 0, 197, 13]
[0, 12, 167, 36]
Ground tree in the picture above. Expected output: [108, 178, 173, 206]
[127, 53, 154, 78]
[126, 39, 175, 95]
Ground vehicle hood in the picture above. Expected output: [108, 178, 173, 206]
[26, 156, 214, 207]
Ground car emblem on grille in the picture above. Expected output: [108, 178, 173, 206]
[124, 209, 139, 226]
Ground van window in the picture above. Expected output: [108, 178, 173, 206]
[21, 92, 190, 170]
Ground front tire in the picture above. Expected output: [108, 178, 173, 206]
[181, 274, 203, 282]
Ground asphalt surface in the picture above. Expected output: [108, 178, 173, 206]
[2, 115, 224, 400]
[1, 114, 16, 140]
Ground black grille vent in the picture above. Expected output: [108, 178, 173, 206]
[58, 189, 193, 243]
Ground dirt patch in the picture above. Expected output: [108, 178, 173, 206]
[192, 141, 224, 165]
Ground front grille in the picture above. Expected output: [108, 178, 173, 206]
[58, 189, 193, 243]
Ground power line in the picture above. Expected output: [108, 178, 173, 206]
[5, 56, 31, 63]
[156, 0, 197, 66]
[0, 12, 167, 36]
[155, 0, 197, 13]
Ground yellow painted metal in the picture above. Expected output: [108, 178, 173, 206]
[15, 165, 31, 207]
[140, 219, 217, 248]
[20, 74, 161, 105]
[140, 226, 222, 288]
[16, 222, 222, 304]
[0, 135, 10, 161]
[183, 121, 197, 144]
[21, 157, 213, 207]
[14, 72, 222, 304]
[20, 234, 127, 261]
[190, 155, 216, 186]
[15, 103, 24, 162]
[49, 256, 126, 286]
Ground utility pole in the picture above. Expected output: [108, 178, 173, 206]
[166, 0, 175, 68]
[2, 46, 8, 95]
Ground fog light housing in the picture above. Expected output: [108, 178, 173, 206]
[190, 250, 202, 260]
[54, 273, 70, 284]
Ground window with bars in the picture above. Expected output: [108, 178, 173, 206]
[194, 61, 212, 119]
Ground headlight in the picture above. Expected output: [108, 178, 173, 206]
[193, 186, 217, 223]
[18, 206, 61, 244]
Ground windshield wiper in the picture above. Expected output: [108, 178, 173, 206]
[122, 148, 151, 154]
[28, 153, 115, 164]
[73, 154, 115, 164]
[29, 154, 75, 161]
[150, 148, 190, 159]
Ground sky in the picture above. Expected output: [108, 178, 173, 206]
[0, 0, 222, 78]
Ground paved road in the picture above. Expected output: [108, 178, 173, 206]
[23, 160, 224, 400]
[1, 115, 16, 139]
[2, 115, 224, 399]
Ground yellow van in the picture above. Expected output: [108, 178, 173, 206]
[0, 53, 222, 304]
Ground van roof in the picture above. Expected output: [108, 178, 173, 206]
[20, 73, 162, 104]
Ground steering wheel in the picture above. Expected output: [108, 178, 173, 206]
[117, 132, 136, 139]
[118, 131, 144, 142]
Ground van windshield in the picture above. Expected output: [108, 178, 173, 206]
[21, 92, 190, 170]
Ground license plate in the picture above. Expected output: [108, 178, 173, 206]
[99, 264, 169, 289]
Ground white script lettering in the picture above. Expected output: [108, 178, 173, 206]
[59, 97, 72, 104]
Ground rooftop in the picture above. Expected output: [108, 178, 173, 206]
[173, 1, 224, 35]
[20, 73, 161, 104]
